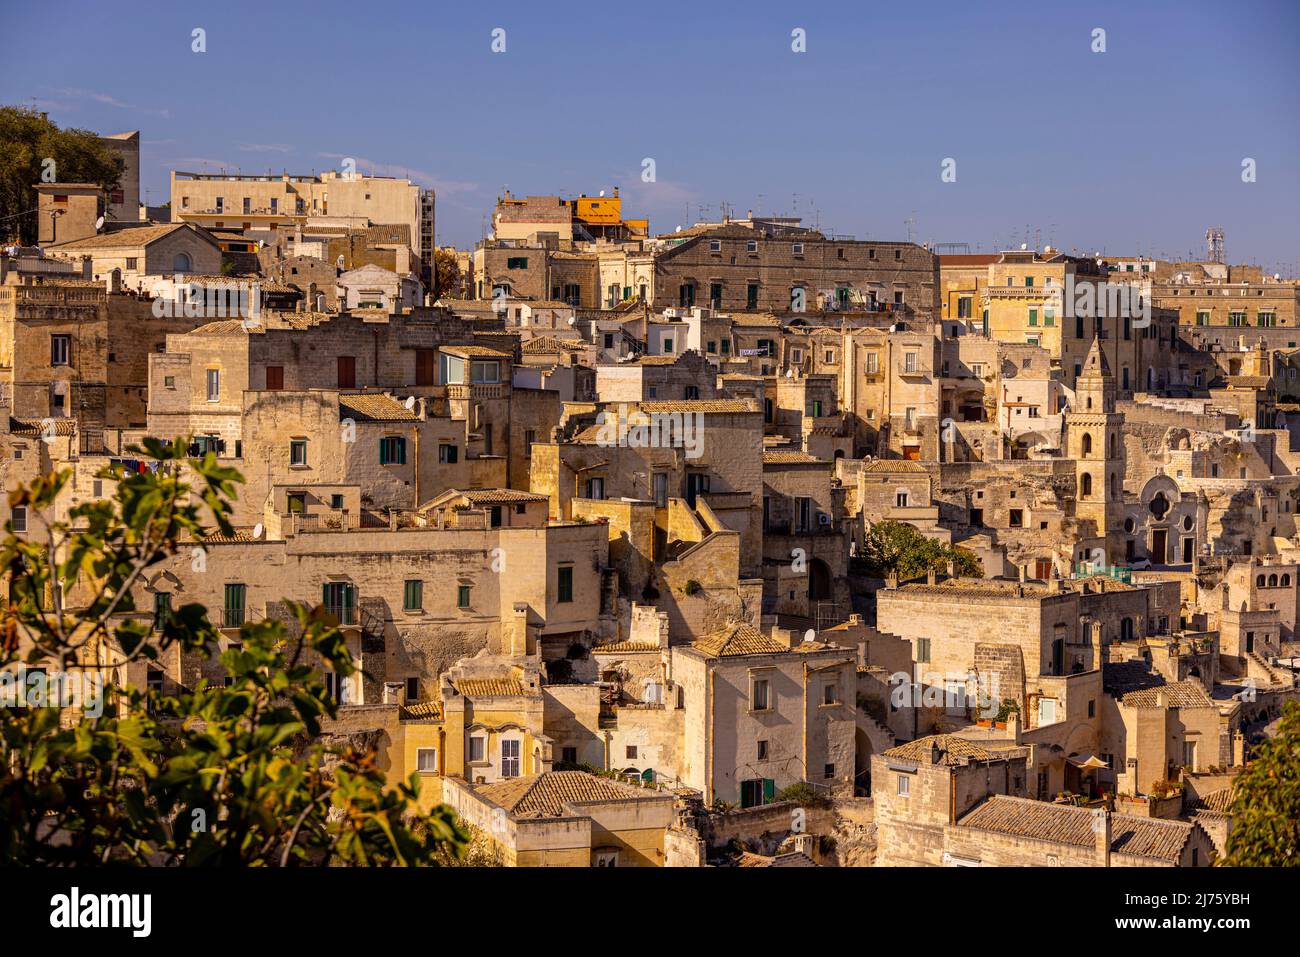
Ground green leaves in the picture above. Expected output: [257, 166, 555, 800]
[0, 438, 468, 866]
[855, 520, 983, 581]
[1223, 701, 1300, 866]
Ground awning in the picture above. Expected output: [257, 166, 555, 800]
[1068, 752, 1108, 769]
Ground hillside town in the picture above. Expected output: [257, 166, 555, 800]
[3, 119, 1298, 870]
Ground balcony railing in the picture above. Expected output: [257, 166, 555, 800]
[326, 603, 358, 626]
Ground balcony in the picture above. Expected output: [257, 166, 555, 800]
[897, 362, 930, 379]
[325, 603, 358, 626]
[446, 383, 505, 400]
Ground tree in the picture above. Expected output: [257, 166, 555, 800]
[1222, 701, 1300, 866]
[433, 248, 463, 300]
[0, 438, 468, 865]
[855, 520, 982, 580]
[0, 106, 124, 245]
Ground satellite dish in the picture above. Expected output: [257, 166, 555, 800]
[599, 190, 605, 197]
[94, 216, 104, 231]
[404, 395, 417, 411]
[258, 240, 266, 249]
[675, 225, 682, 232]
[803, 629, 816, 644]
[785, 369, 794, 378]
[1020, 243, 1028, 250]
[567, 316, 575, 325]
[252, 523, 264, 539]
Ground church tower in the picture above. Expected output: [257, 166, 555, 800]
[1066, 337, 1126, 564]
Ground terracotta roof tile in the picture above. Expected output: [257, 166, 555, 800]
[693, 623, 788, 657]
[957, 796, 1195, 863]
[475, 770, 659, 818]
[454, 677, 525, 697]
[636, 399, 756, 414]
[337, 393, 419, 422]
[883, 734, 1023, 766]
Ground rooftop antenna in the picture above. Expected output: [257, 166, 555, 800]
[904, 214, 917, 243]
[1206, 226, 1225, 264]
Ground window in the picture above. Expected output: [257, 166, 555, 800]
[747, 283, 759, 309]
[438, 443, 458, 464]
[584, 477, 605, 499]
[223, 583, 246, 628]
[709, 239, 721, 252]
[506, 256, 528, 269]
[957, 296, 972, 319]
[1010, 508, 1023, 527]
[710, 282, 723, 308]
[653, 472, 668, 508]
[457, 584, 471, 609]
[1088, 699, 1096, 718]
[471, 360, 500, 383]
[557, 566, 574, 603]
[897, 774, 911, 797]
[823, 682, 837, 705]
[289, 439, 308, 467]
[824, 763, 835, 779]
[792, 242, 804, 254]
[50, 335, 70, 366]
[500, 739, 521, 777]
[746, 240, 758, 252]
[751, 677, 771, 711]
[331, 493, 345, 509]
[206, 369, 220, 402]
[416, 748, 438, 773]
[404, 579, 423, 611]
[916, 638, 931, 662]
[147, 669, 164, 694]
[626, 745, 638, 760]
[379, 436, 407, 465]
[469, 736, 486, 763]
[757, 740, 769, 760]
[152, 591, 171, 631]
[11, 505, 28, 533]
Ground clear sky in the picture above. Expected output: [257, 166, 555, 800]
[5, 0, 1298, 273]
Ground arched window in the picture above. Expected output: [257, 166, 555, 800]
[1081, 433, 1092, 455]
[1257, 575, 1267, 587]
[1269, 574, 1278, 587]
[172, 251, 193, 272]
[1081, 473, 1093, 497]
[1283, 574, 1291, 587]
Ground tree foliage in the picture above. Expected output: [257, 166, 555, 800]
[433, 248, 463, 300]
[0, 106, 125, 245]
[1222, 701, 1300, 866]
[855, 520, 982, 580]
[0, 438, 468, 865]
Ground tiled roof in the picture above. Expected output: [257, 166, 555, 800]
[475, 770, 657, 818]
[863, 460, 928, 473]
[1188, 786, 1236, 814]
[957, 796, 1195, 863]
[338, 393, 419, 422]
[190, 318, 257, 336]
[181, 275, 298, 294]
[636, 399, 755, 414]
[521, 336, 582, 354]
[763, 450, 824, 465]
[441, 345, 512, 358]
[365, 223, 411, 245]
[9, 417, 76, 437]
[203, 530, 258, 543]
[882, 734, 1021, 766]
[737, 850, 817, 867]
[693, 623, 788, 657]
[49, 223, 200, 250]
[400, 700, 444, 720]
[1119, 679, 1216, 710]
[592, 640, 661, 654]
[454, 677, 525, 697]
[455, 488, 548, 505]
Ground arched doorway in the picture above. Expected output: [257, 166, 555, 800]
[808, 559, 832, 601]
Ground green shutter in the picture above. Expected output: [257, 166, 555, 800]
[762, 778, 776, 803]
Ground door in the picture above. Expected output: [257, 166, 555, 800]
[323, 582, 356, 625]
[415, 349, 437, 386]
[1150, 529, 1167, 565]
[500, 739, 520, 778]
[686, 473, 710, 507]
[265, 366, 284, 390]
[903, 445, 921, 461]
[1183, 536, 1194, 563]
[337, 356, 356, 389]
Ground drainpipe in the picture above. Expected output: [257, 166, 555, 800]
[706, 668, 715, 803]
[413, 417, 420, 506]
[803, 661, 810, 787]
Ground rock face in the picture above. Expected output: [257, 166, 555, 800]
[827, 798, 877, 867]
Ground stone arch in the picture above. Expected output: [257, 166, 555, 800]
[808, 558, 832, 601]
[1082, 433, 1093, 456]
[1080, 472, 1093, 497]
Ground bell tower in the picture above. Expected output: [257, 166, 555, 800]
[1067, 337, 1126, 563]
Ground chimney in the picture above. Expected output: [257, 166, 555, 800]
[106, 267, 122, 295]
[885, 570, 899, 590]
[1018, 564, 1028, 583]
[0, 254, 7, 286]
[80, 256, 92, 280]
[946, 559, 957, 579]
[1093, 809, 1112, 866]
[929, 740, 943, 764]
[926, 566, 937, 585]
[388, 509, 398, 531]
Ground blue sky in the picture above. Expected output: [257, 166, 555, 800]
[5, 0, 1298, 273]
